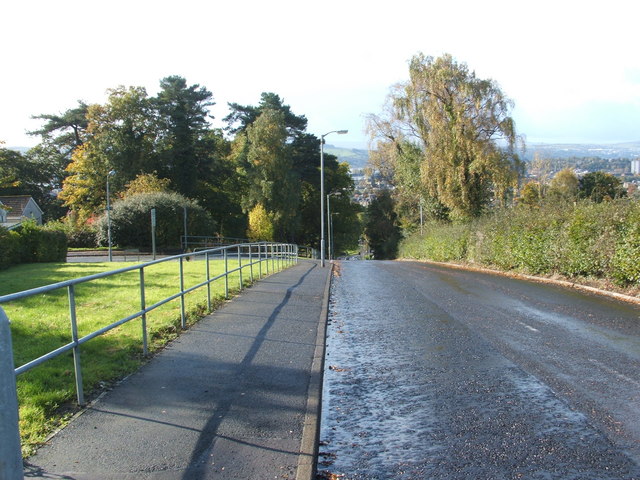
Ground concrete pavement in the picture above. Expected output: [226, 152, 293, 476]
[25, 260, 331, 480]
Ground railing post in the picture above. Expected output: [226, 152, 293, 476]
[238, 245, 243, 290]
[0, 307, 23, 480]
[205, 252, 212, 311]
[258, 243, 263, 279]
[266, 243, 270, 275]
[224, 248, 229, 299]
[277, 244, 281, 271]
[139, 268, 148, 356]
[68, 285, 85, 406]
[271, 243, 275, 272]
[179, 257, 186, 329]
[249, 245, 254, 283]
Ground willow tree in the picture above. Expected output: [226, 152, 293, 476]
[369, 53, 523, 219]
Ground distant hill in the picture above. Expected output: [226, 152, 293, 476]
[5, 146, 30, 154]
[323, 145, 369, 169]
[524, 141, 640, 161]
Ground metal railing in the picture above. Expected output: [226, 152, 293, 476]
[181, 235, 251, 251]
[0, 242, 297, 477]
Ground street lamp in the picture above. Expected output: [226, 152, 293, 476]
[106, 170, 116, 262]
[320, 129, 347, 267]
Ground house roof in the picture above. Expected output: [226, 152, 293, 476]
[0, 195, 43, 218]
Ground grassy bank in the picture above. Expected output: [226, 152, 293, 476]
[400, 199, 640, 292]
[1, 257, 281, 455]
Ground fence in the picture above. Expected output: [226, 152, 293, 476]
[0, 242, 297, 478]
[181, 235, 251, 252]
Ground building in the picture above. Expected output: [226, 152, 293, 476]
[631, 158, 640, 175]
[0, 195, 43, 229]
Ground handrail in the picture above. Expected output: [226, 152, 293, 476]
[0, 242, 298, 474]
[0, 241, 298, 407]
[0, 243, 265, 303]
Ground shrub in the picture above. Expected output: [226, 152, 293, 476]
[0, 221, 67, 270]
[95, 192, 216, 250]
[45, 219, 98, 248]
[398, 198, 640, 288]
[18, 221, 67, 263]
[556, 201, 624, 278]
[400, 222, 469, 262]
[38, 225, 69, 262]
[611, 202, 640, 286]
[0, 227, 20, 269]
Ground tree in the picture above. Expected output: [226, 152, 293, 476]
[325, 186, 364, 256]
[0, 144, 24, 190]
[246, 203, 274, 240]
[225, 92, 360, 248]
[369, 139, 448, 229]
[225, 92, 307, 137]
[154, 76, 215, 197]
[0, 145, 63, 220]
[547, 168, 579, 202]
[578, 171, 626, 203]
[364, 190, 402, 259]
[368, 53, 523, 220]
[58, 87, 157, 220]
[28, 101, 90, 200]
[242, 109, 299, 241]
[196, 132, 246, 238]
[288, 133, 359, 250]
[519, 181, 541, 207]
[119, 172, 172, 199]
[30, 101, 89, 151]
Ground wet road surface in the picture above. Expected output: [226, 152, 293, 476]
[319, 260, 640, 479]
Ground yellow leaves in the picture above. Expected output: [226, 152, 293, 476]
[119, 173, 171, 199]
[246, 203, 274, 241]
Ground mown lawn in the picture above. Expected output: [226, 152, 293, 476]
[0, 256, 283, 455]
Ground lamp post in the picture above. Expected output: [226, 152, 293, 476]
[106, 170, 116, 262]
[327, 193, 332, 262]
[320, 129, 347, 267]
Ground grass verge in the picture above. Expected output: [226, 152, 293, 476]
[0, 257, 286, 456]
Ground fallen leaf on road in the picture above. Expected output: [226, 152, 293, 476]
[329, 365, 350, 372]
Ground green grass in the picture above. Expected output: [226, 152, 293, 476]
[0, 256, 287, 456]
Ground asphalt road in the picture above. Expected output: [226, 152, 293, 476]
[319, 260, 640, 479]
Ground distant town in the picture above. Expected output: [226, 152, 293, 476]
[325, 142, 640, 205]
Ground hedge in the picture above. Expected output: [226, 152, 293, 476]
[0, 221, 68, 270]
[399, 199, 640, 287]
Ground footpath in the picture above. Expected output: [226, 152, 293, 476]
[25, 260, 331, 480]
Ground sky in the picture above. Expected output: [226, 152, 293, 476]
[2, 0, 639, 150]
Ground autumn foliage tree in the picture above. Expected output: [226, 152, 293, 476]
[30, 84, 361, 250]
[369, 53, 523, 220]
[247, 203, 274, 241]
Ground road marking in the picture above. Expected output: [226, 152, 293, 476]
[514, 319, 539, 332]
